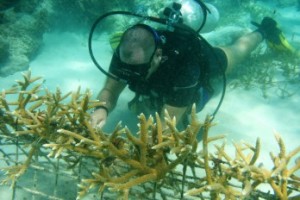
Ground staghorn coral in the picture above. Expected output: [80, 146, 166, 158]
[228, 47, 300, 99]
[185, 134, 300, 199]
[0, 71, 299, 199]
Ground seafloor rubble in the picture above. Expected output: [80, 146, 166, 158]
[0, 71, 299, 199]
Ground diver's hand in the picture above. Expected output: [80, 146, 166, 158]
[90, 108, 108, 129]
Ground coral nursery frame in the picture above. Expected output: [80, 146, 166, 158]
[0, 71, 299, 199]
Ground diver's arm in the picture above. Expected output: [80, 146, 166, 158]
[96, 77, 126, 112]
[91, 77, 126, 128]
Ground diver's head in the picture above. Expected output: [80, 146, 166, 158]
[118, 24, 162, 79]
[119, 25, 156, 64]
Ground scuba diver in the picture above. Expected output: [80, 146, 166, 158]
[90, 0, 287, 129]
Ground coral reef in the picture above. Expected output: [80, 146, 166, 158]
[51, 0, 136, 32]
[0, 0, 52, 77]
[228, 46, 300, 99]
[0, 71, 299, 199]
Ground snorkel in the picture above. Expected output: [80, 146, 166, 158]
[88, 0, 226, 122]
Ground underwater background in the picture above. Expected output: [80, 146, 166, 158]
[0, 0, 299, 199]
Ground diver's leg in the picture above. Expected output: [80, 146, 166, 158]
[219, 31, 263, 73]
[220, 17, 290, 73]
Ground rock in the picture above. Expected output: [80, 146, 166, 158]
[0, 55, 29, 76]
[0, 0, 21, 12]
[0, 36, 9, 64]
[0, 0, 50, 76]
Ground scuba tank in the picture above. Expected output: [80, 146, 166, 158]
[165, 0, 220, 33]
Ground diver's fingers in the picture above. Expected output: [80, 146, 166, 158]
[90, 117, 97, 128]
[90, 116, 106, 129]
[96, 120, 106, 129]
[90, 109, 108, 128]
[91, 117, 101, 129]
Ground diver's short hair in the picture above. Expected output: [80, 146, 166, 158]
[119, 25, 156, 64]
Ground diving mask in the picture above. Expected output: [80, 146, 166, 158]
[110, 51, 151, 82]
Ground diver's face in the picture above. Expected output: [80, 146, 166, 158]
[119, 48, 162, 80]
[145, 48, 162, 79]
[119, 47, 147, 65]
